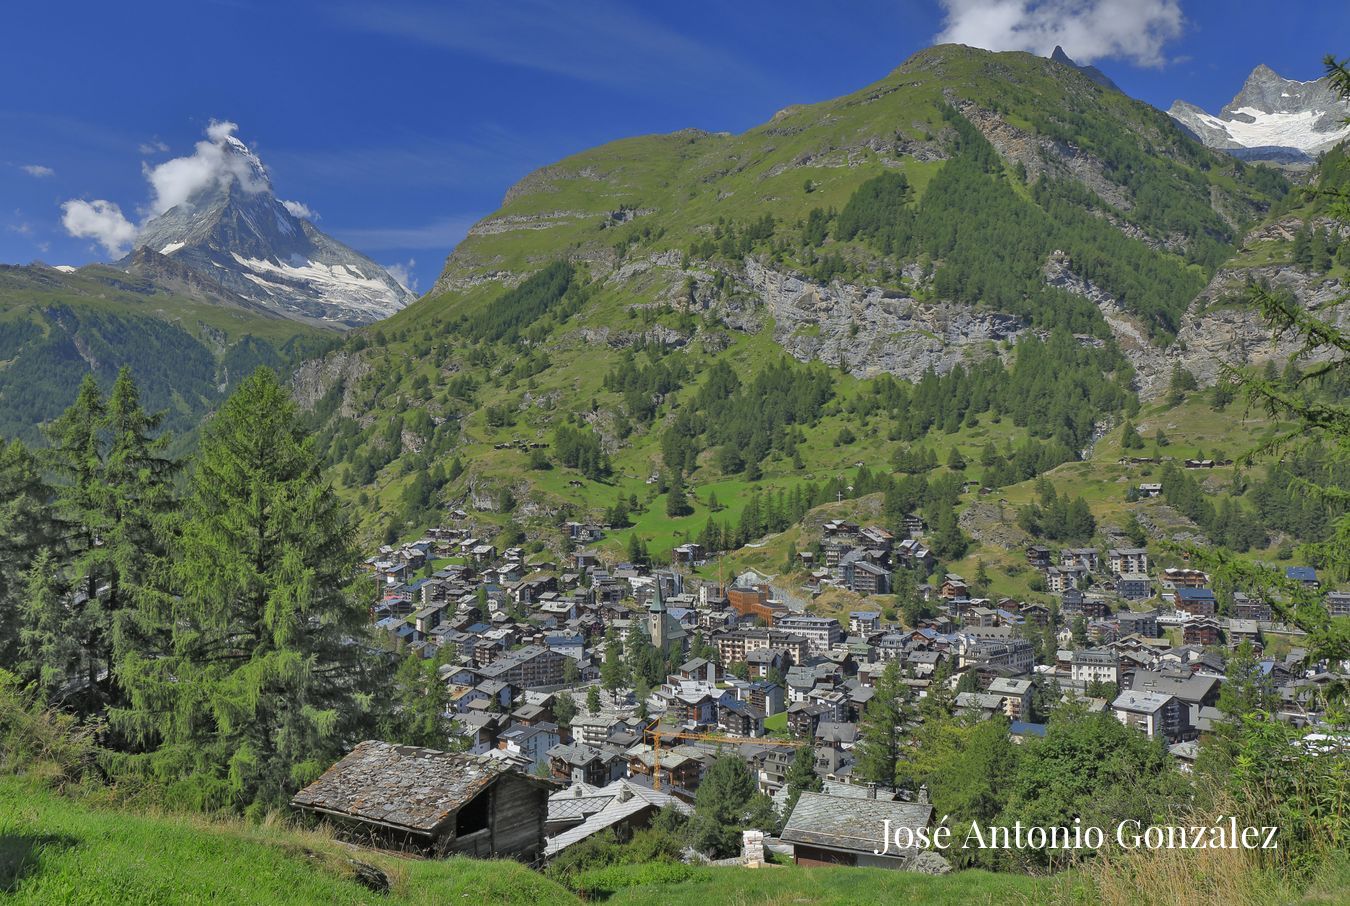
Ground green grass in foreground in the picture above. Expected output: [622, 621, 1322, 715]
[0, 777, 1058, 905]
[597, 862, 1056, 905]
[0, 777, 571, 905]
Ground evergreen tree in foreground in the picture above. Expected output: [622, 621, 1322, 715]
[114, 368, 378, 812]
[0, 440, 57, 671]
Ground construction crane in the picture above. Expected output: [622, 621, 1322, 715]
[644, 720, 806, 791]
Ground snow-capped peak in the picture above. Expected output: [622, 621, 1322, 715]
[1168, 64, 1350, 166]
[128, 126, 414, 325]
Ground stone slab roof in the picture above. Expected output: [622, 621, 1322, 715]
[781, 791, 932, 855]
[291, 740, 544, 836]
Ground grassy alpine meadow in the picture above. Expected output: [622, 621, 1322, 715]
[0, 777, 576, 905]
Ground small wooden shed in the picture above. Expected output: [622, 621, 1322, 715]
[292, 740, 553, 860]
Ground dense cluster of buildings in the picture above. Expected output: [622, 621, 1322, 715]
[349, 518, 1345, 866]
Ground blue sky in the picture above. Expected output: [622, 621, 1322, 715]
[3, 0, 1346, 292]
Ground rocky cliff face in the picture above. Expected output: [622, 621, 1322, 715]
[1168, 64, 1350, 167]
[1043, 222, 1348, 399]
[739, 258, 1023, 379]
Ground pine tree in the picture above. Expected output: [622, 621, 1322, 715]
[855, 660, 906, 786]
[378, 655, 454, 748]
[113, 368, 378, 811]
[44, 375, 109, 700]
[0, 440, 57, 670]
[554, 691, 578, 727]
[665, 472, 692, 517]
[18, 549, 76, 702]
[602, 637, 628, 703]
[780, 745, 823, 821]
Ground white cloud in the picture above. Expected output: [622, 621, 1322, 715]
[21, 164, 55, 177]
[934, 0, 1185, 67]
[281, 199, 320, 221]
[60, 199, 138, 256]
[138, 139, 170, 154]
[142, 119, 268, 215]
[383, 258, 418, 293]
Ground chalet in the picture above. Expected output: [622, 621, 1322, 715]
[571, 714, 621, 746]
[1060, 548, 1100, 572]
[498, 723, 561, 773]
[744, 646, 790, 678]
[787, 701, 831, 738]
[1183, 617, 1221, 647]
[671, 542, 705, 565]
[717, 698, 767, 737]
[1174, 587, 1217, 617]
[822, 520, 860, 539]
[939, 575, 968, 599]
[1285, 566, 1319, 589]
[291, 741, 552, 860]
[1025, 545, 1052, 568]
[544, 779, 691, 857]
[782, 789, 940, 866]
[900, 513, 927, 537]
[1020, 602, 1051, 627]
[844, 558, 889, 595]
[894, 538, 934, 573]
[859, 526, 894, 550]
[1232, 593, 1273, 622]
[956, 691, 1007, 719]
[1327, 592, 1350, 618]
[1137, 483, 1163, 498]
[1160, 568, 1209, 590]
[548, 742, 626, 786]
[1116, 609, 1159, 639]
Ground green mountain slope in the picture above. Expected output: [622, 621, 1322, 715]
[296, 45, 1297, 552]
[0, 263, 335, 444]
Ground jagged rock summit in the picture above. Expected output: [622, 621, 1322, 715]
[128, 130, 414, 326]
[1168, 64, 1350, 167]
[1048, 46, 1120, 92]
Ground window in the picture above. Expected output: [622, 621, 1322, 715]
[455, 789, 490, 836]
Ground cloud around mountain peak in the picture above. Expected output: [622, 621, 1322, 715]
[60, 120, 318, 258]
[935, 0, 1185, 68]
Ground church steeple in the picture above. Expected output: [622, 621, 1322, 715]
[649, 580, 667, 651]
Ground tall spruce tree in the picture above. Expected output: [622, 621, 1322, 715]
[18, 549, 75, 701]
[854, 659, 907, 787]
[114, 368, 378, 811]
[0, 440, 57, 671]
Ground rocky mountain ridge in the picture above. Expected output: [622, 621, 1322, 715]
[1168, 64, 1350, 167]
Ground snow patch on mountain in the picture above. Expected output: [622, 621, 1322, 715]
[1168, 64, 1350, 167]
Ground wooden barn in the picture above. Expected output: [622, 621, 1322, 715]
[291, 740, 553, 860]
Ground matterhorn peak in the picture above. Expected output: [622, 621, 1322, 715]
[127, 122, 414, 325]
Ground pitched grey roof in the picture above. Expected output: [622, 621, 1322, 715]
[781, 791, 932, 854]
[544, 779, 691, 856]
[291, 740, 548, 836]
